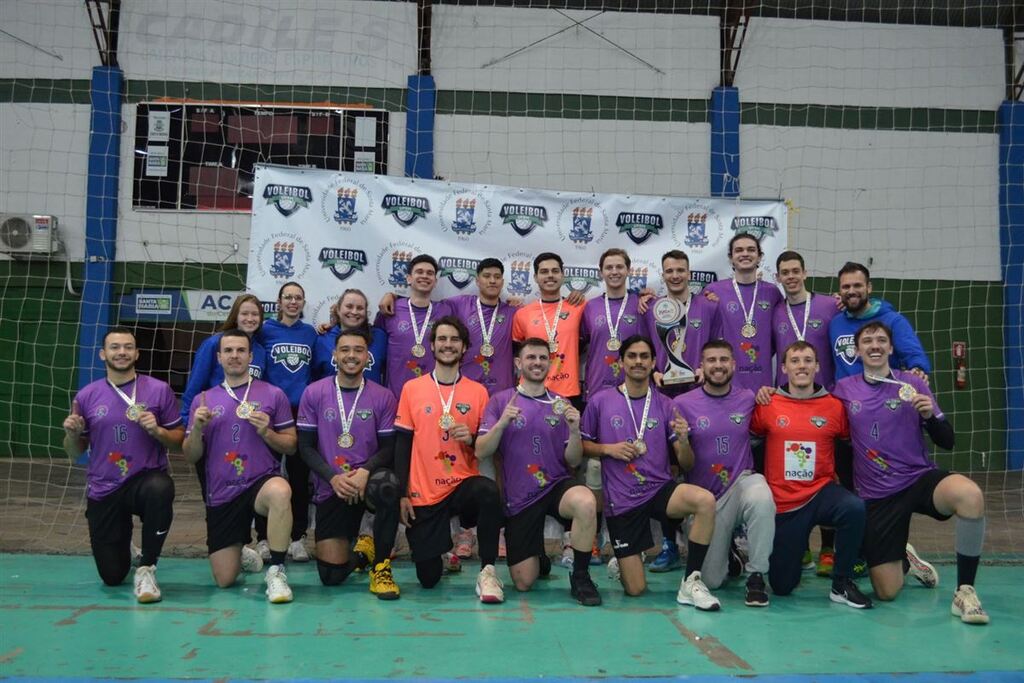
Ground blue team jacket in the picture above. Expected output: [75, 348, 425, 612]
[258, 318, 318, 407]
[829, 298, 932, 381]
[179, 332, 267, 426]
[312, 325, 388, 384]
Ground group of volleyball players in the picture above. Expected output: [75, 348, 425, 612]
[62, 235, 989, 624]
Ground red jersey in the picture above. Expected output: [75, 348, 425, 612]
[750, 391, 848, 514]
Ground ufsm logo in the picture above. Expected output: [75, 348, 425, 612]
[438, 256, 480, 290]
[503, 251, 534, 297]
[628, 266, 649, 293]
[563, 265, 602, 297]
[556, 198, 609, 249]
[672, 203, 724, 252]
[374, 241, 422, 291]
[499, 203, 548, 237]
[382, 194, 430, 227]
[255, 233, 310, 281]
[319, 248, 368, 281]
[334, 188, 359, 225]
[616, 212, 664, 245]
[320, 175, 374, 228]
[439, 191, 492, 239]
[262, 185, 312, 217]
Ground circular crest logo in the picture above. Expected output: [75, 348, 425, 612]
[628, 258, 659, 295]
[671, 202, 725, 253]
[503, 250, 535, 298]
[776, 415, 790, 427]
[375, 240, 424, 290]
[96, 405, 108, 418]
[611, 415, 625, 429]
[323, 408, 337, 422]
[556, 196, 610, 249]
[438, 189, 493, 240]
[696, 416, 710, 430]
[320, 174, 376, 229]
[255, 232, 311, 281]
[850, 400, 862, 415]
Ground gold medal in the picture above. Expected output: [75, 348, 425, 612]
[740, 322, 757, 338]
[898, 383, 917, 402]
[411, 343, 426, 358]
[338, 432, 354, 448]
[125, 403, 143, 422]
[235, 402, 253, 419]
[480, 342, 495, 358]
[548, 340, 559, 353]
[439, 413, 455, 430]
[633, 439, 647, 455]
[606, 338, 621, 352]
[552, 397, 569, 415]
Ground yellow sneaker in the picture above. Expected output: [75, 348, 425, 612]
[353, 534, 375, 572]
[369, 559, 401, 600]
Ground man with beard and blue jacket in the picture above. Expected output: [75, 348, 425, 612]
[829, 262, 931, 383]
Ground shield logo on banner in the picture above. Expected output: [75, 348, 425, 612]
[270, 242, 295, 279]
[333, 188, 358, 225]
[451, 198, 477, 235]
[388, 251, 413, 288]
[509, 262, 532, 296]
[685, 212, 709, 248]
[570, 207, 594, 245]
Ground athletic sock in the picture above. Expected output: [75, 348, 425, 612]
[956, 553, 980, 587]
[573, 549, 591, 576]
[685, 541, 709, 576]
[820, 527, 836, 551]
[954, 516, 985, 586]
[269, 550, 287, 567]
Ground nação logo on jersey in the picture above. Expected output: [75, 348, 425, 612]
[263, 184, 313, 217]
[271, 343, 311, 373]
[382, 194, 430, 227]
[500, 203, 548, 237]
[319, 248, 368, 281]
[616, 212, 664, 245]
[563, 265, 601, 296]
[438, 256, 480, 290]
[731, 216, 779, 241]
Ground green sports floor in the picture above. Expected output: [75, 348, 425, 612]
[1, 554, 1021, 681]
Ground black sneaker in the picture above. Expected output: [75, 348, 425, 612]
[728, 539, 747, 578]
[829, 578, 873, 609]
[744, 572, 770, 607]
[570, 572, 602, 607]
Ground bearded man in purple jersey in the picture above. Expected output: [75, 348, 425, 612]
[63, 328, 182, 603]
[833, 321, 989, 625]
[183, 330, 298, 604]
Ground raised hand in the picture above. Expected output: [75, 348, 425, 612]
[63, 399, 85, 437]
[192, 392, 213, 430]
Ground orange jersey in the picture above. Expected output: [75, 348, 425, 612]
[512, 298, 584, 398]
[395, 373, 489, 507]
[750, 392, 849, 514]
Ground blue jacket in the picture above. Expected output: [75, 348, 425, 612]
[258, 318, 318, 407]
[829, 298, 931, 381]
[312, 325, 388, 384]
[180, 332, 267, 426]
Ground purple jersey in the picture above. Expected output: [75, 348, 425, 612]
[581, 386, 677, 515]
[773, 293, 838, 390]
[480, 387, 573, 516]
[374, 298, 452, 398]
[581, 294, 658, 401]
[187, 379, 294, 507]
[447, 294, 516, 395]
[75, 375, 180, 500]
[832, 371, 942, 500]
[297, 377, 397, 504]
[703, 278, 782, 391]
[653, 294, 723, 396]
[672, 387, 755, 499]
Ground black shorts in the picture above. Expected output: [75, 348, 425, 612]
[206, 475, 282, 554]
[863, 469, 953, 568]
[314, 496, 367, 543]
[85, 469, 170, 546]
[504, 479, 575, 566]
[606, 481, 679, 559]
[405, 476, 497, 563]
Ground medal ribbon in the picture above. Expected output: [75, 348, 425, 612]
[408, 301, 433, 349]
[785, 294, 813, 342]
[539, 298, 564, 349]
[603, 293, 629, 343]
[431, 371, 459, 420]
[731, 279, 760, 331]
[335, 378, 365, 437]
[221, 375, 253, 406]
[107, 377, 138, 409]
[620, 384, 653, 444]
[475, 296, 500, 348]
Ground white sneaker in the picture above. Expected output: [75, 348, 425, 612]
[454, 529, 475, 559]
[265, 565, 293, 604]
[287, 539, 310, 563]
[445, 552, 463, 573]
[606, 556, 621, 581]
[475, 564, 505, 604]
[905, 543, 938, 588]
[677, 571, 721, 611]
[241, 545, 264, 573]
[952, 585, 989, 624]
[134, 565, 161, 604]
[255, 539, 271, 562]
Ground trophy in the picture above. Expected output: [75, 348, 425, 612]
[653, 297, 695, 385]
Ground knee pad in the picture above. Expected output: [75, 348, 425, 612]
[317, 558, 353, 586]
[416, 558, 443, 588]
[366, 470, 400, 507]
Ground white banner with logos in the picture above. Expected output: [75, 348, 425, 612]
[248, 164, 788, 325]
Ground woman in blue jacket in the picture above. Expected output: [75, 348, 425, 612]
[313, 288, 388, 383]
[258, 281, 319, 562]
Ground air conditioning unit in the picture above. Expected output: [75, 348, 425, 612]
[0, 214, 59, 256]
